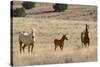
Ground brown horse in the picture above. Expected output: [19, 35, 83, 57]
[81, 24, 90, 47]
[54, 34, 68, 51]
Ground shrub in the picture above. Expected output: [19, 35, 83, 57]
[22, 2, 35, 9]
[53, 3, 68, 12]
[14, 8, 26, 17]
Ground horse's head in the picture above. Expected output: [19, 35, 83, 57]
[86, 24, 89, 29]
[63, 34, 68, 40]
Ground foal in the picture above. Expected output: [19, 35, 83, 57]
[54, 34, 68, 51]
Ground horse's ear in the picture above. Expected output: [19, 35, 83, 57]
[86, 24, 89, 27]
[86, 24, 89, 29]
[30, 28, 36, 33]
[64, 34, 66, 37]
[30, 28, 33, 34]
[88, 25, 89, 28]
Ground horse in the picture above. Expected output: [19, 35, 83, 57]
[19, 29, 35, 53]
[54, 34, 68, 51]
[81, 24, 90, 47]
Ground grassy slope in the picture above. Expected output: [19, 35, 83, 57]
[12, 18, 97, 65]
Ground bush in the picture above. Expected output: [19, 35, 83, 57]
[22, 2, 35, 9]
[13, 8, 26, 17]
[53, 3, 68, 12]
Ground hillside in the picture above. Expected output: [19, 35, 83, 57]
[12, 1, 97, 21]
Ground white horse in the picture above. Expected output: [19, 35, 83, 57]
[18, 28, 35, 53]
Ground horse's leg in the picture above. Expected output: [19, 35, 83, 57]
[55, 45, 57, 51]
[19, 41, 22, 53]
[85, 43, 87, 47]
[22, 44, 26, 52]
[82, 43, 83, 48]
[88, 39, 90, 47]
[83, 41, 86, 47]
[82, 42, 84, 48]
[60, 46, 63, 51]
[62, 45, 63, 50]
[55, 46, 56, 51]
[28, 45, 30, 53]
[54, 41, 56, 51]
[87, 42, 89, 47]
[60, 45, 62, 50]
[31, 43, 34, 53]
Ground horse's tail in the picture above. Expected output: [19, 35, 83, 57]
[54, 39, 58, 51]
[54, 39, 57, 45]
[81, 32, 84, 43]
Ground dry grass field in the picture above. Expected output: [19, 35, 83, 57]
[11, 2, 97, 66]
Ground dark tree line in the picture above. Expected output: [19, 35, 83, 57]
[11, 1, 68, 17]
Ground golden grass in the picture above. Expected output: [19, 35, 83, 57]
[12, 18, 97, 66]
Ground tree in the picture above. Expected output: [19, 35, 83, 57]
[22, 2, 35, 9]
[53, 3, 68, 12]
[14, 8, 26, 17]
